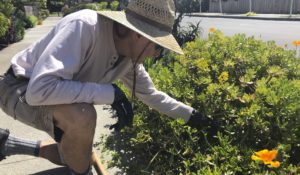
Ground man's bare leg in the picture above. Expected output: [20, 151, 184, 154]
[1, 103, 97, 173]
[39, 140, 63, 165]
[39, 140, 110, 175]
[50, 103, 97, 174]
[0, 103, 97, 174]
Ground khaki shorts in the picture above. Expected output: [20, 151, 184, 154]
[0, 73, 55, 138]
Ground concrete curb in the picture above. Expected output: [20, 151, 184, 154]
[188, 13, 300, 21]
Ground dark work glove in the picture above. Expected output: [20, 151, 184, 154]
[110, 84, 134, 131]
[187, 110, 218, 130]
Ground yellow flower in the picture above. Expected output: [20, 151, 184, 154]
[251, 149, 280, 168]
[209, 27, 216, 33]
[292, 40, 300, 46]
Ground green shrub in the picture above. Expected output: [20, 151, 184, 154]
[14, 9, 26, 22]
[0, 12, 9, 38]
[101, 31, 300, 174]
[32, 0, 47, 9]
[39, 9, 50, 20]
[0, 0, 15, 17]
[62, 1, 111, 16]
[24, 15, 38, 28]
[48, 0, 64, 12]
[13, 18, 25, 42]
[98, 2, 108, 10]
[110, 1, 119, 11]
[63, 3, 103, 16]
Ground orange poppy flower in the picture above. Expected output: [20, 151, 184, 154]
[209, 27, 216, 33]
[292, 40, 300, 46]
[270, 161, 280, 168]
[251, 149, 280, 168]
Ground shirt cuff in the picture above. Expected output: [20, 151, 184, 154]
[93, 84, 115, 105]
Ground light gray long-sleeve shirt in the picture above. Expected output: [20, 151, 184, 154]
[11, 9, 193, 122]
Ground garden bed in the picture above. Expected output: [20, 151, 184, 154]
[100, 30, 300, 174]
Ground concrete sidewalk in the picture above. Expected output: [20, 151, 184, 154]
[189, 12, 300, 21]
[0, 17, 117, 175]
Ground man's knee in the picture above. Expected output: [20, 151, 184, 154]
[53, 103, 97, 134]
[71, 103, 97, 131]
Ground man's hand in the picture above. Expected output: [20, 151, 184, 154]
[110, 84, 134, 131]
[187, 110, 218, 130]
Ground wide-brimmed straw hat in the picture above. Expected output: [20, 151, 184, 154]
[97, 0, 184, 55]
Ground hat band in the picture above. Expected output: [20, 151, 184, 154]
[125, 9, 172, 32]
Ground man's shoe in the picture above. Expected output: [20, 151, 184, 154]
[0, 128, 9, 161]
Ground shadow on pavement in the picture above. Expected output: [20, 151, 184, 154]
[31, 167, 70, 175]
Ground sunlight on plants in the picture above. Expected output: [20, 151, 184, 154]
[218, 71, 229, 84]
[100, 28, 300, 174]
[245, 12, 257, 16]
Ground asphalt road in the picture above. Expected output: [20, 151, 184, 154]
[182, 16, 300, 49]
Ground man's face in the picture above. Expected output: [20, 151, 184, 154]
[128, 32, 163, 64]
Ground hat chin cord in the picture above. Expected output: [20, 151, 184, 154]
[131, 41, 152, 107]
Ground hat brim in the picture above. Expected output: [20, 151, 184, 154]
[97, 11, 184, 55]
